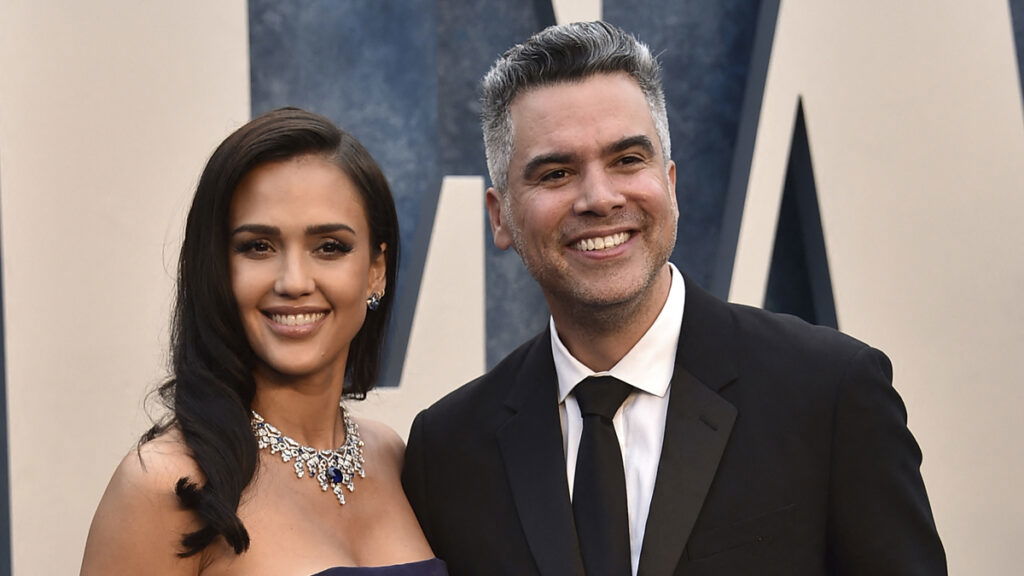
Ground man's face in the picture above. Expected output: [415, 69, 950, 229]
[486, 72, 678, 314]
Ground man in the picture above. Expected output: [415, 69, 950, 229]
[403, 21, 946, 576]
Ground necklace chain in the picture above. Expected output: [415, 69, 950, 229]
[251, 407, 366, 505]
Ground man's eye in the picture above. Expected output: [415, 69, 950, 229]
[541, 169, 569, 182]
[619, 155, 643, 165]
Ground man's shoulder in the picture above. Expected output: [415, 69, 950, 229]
[682, 278, 875, 375]
[683, 274, 867, 355]
[718, 298, 881, 379]
[729, 300, 863, 347]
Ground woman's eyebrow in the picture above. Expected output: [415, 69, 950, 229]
[306, 223, 355, 235]
[229, 223, 356, 236]
[231, 223, 279, 236]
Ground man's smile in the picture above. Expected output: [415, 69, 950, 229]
[573, 231, 631, 252]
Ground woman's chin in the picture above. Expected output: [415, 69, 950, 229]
[254, 355, 346, 385]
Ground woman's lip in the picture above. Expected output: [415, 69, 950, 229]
[261, 306, 330, 315]
[262, 310, 329, 338]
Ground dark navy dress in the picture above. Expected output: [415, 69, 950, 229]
[311, 558, 448, 576]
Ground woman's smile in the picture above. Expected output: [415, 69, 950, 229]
[262, 308, 330, 337]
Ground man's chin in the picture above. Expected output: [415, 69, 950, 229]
[545, 267, 670, 316]
[550, 284, 646, 312]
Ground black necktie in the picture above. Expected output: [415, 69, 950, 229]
[572, 375, 633, 576]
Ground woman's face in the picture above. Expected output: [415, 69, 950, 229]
[227, 154, 385, 385]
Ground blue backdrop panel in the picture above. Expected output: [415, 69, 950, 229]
[0, 206, 9, 576]
[764, 101, 837, 328]
[436, 0, 556, 368]
[711, 0, 780, 299]
[249, 0, 440, 386]
[1012, 0, 1024, 108]
[604, 0, 763, 292]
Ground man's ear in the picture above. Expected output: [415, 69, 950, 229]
[667, 160, 679, 217]
[486, 187, 513, 251]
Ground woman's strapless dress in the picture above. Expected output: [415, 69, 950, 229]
[311, 558, 448, 576]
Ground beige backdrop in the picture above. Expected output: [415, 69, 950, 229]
[0, 0, 1021, 574]
[0, 1, 250, 574]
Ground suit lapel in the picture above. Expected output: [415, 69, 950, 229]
[496, 330, 585, 576]
[638, 277, 739, 576]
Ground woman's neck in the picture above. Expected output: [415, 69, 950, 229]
[250, 366, 348, 450]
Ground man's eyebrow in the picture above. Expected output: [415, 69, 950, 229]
[520, 136, 657, 180]
[606, 135, 656, 156]
[522, 152, 577, 180]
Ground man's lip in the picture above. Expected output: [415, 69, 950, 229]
[564, 228, 635, 245]
[566, 230, 635, 254]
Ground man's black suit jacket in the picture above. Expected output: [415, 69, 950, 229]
[403, 277, 946, 575]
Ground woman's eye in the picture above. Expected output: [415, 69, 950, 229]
[317, 240, 353, 256]
[235, 239, 273, 255]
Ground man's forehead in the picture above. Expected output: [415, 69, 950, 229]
[507, 73, 658, 159]
[508, 72, 645, 113]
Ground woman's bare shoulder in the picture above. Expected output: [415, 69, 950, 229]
[134, 429, 201, 477]
[350, 416, 405, 470]
[109, 429, 205, 499]
[80, 430, 205, 576]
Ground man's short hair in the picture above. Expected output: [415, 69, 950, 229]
[481, 21, 671, 193]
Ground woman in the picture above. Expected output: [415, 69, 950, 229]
[81, 108, 446, 575]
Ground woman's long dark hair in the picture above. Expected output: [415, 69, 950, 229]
[143, 108, 400, 557]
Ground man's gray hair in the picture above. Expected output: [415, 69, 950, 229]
[481, 21, 671, 193]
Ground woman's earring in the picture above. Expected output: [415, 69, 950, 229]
[366, 291, 384, 311]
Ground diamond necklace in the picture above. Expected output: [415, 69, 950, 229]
[251, 407, 366, 505]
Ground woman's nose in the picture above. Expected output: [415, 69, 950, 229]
[273, 252, 314, 297]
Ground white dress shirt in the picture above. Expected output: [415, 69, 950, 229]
[551, 263, 686, 576]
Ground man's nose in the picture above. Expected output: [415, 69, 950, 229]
[274, 252, 315, 297]
[573, 169, 626, 217]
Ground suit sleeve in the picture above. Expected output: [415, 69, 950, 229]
[403, 409, 434, 545]
[827, 346, 947, 575]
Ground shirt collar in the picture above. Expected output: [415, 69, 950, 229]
[552, 263, 686, 403]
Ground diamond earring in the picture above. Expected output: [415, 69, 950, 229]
[366, 291, 384, 311]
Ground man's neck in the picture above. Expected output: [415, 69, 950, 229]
[550, 265, 672, 372]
